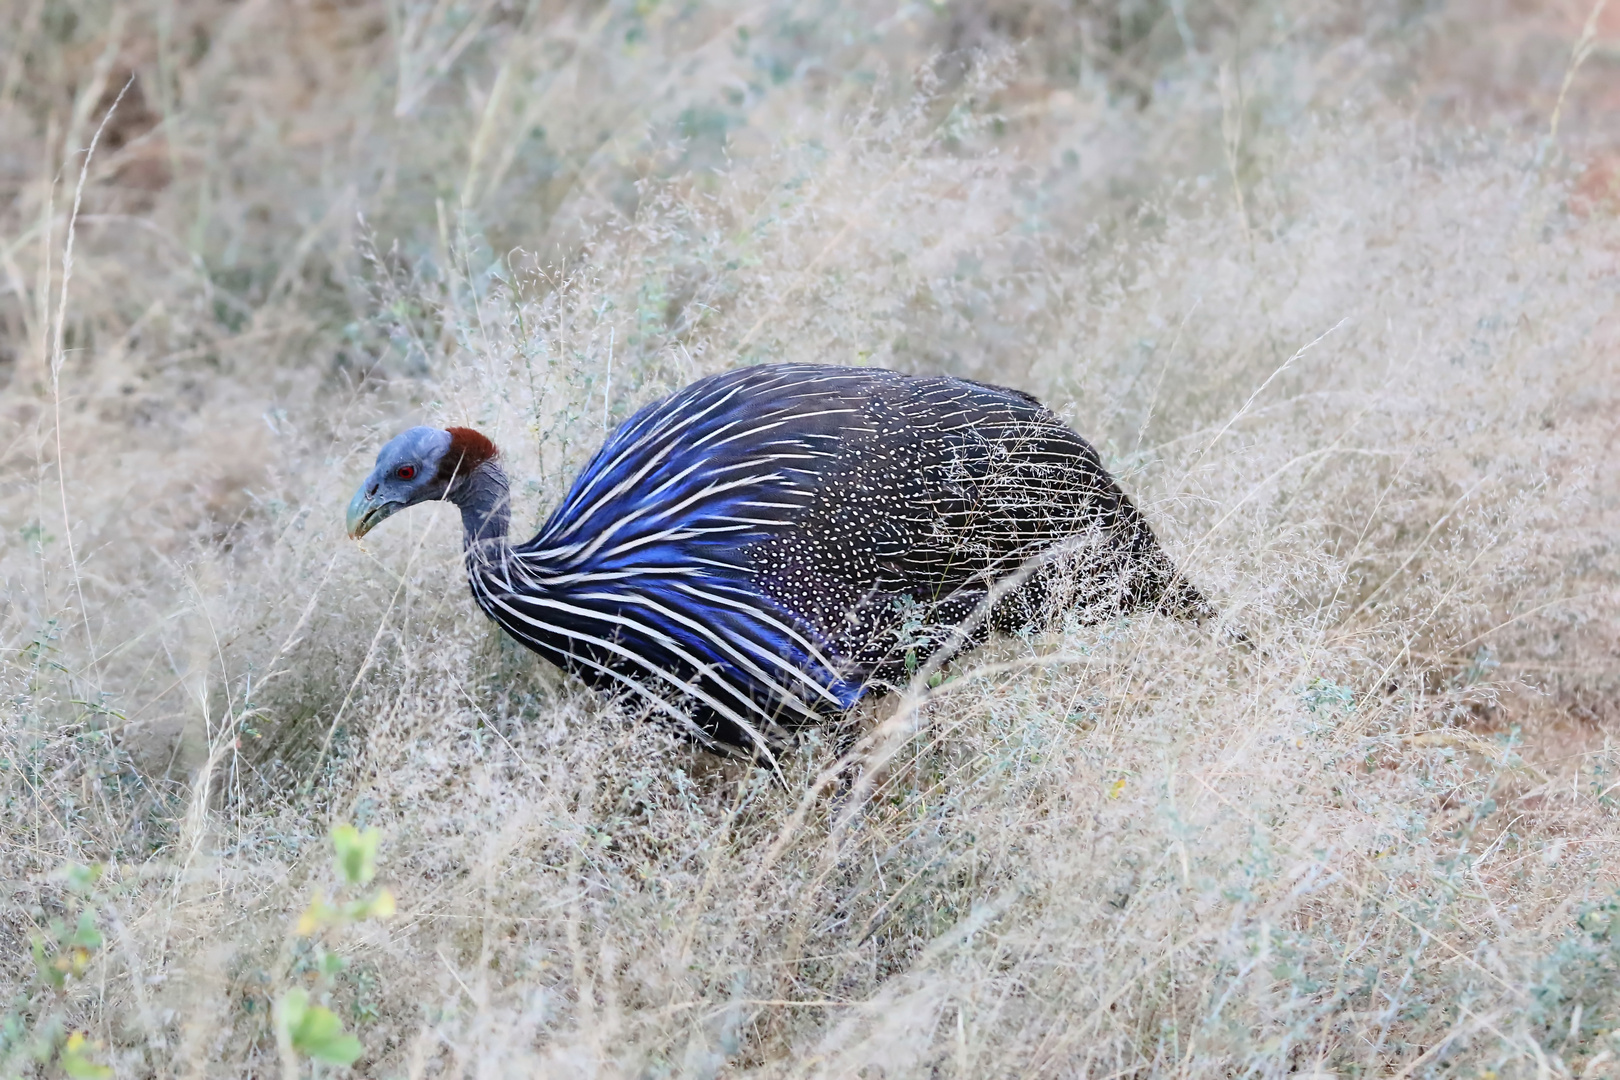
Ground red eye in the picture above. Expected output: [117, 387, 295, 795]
[396, 465, 417, 481]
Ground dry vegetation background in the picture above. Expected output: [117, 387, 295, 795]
[2, 0, 1619, 1075]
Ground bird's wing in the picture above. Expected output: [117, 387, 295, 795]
[746, 373, 1130, 596]
[521, 364, 878, 571]
[505, 365, 885, 724]
[742, 372, 1171, 683]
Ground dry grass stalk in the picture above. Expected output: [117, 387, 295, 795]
[1, 0, 1617, 1076]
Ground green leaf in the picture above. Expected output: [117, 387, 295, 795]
[278, 987, 309, 1031]
[71, 909, 103, 950]
[341, 888, 396, 923]
[33, 935, 64, 988]
[60, 1031, 113, 1079]
[59, 863, 103, 896]
[298, 1018, 363, 1065]
[278, 988, 364, 1066]
[330, 825, 381, 887]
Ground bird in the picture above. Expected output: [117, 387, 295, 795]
[346, 363, 1212, 758]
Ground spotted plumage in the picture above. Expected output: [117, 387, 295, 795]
[347, 364, 1211, 756]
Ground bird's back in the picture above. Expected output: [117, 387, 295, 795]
[477, 364, 1200, 754]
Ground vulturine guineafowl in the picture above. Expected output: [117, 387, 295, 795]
[346, 364, 1213, 756]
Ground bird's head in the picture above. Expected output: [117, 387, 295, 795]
[346, 426, 499, 539]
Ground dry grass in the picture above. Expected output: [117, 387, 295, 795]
[3, 0, 1619, 1075]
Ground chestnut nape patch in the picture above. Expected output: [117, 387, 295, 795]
[442, 426, 499, 479]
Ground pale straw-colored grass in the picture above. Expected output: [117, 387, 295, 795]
[2, 0, 1617, 1075]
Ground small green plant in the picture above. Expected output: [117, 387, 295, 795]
[275, 989, 362, 1069]
[0, 863, 114, 1078]
[59, 1030, 114, 1079]
[274, 825, 396, 1073]
[1300, 677, 1356, 715]
[296, 825, 396, 933]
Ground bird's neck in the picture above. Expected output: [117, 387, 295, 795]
[450, 460, 511, 560]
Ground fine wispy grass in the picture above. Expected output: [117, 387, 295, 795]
[2, 0, 1618, 1075]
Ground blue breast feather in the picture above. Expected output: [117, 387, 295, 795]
[497, 366, 880, 731]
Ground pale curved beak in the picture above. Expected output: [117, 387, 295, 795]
[346, 485, 401, 539]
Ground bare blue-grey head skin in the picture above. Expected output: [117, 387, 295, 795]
[345, 426, 453, 539]
[346, 426, 509, 549]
